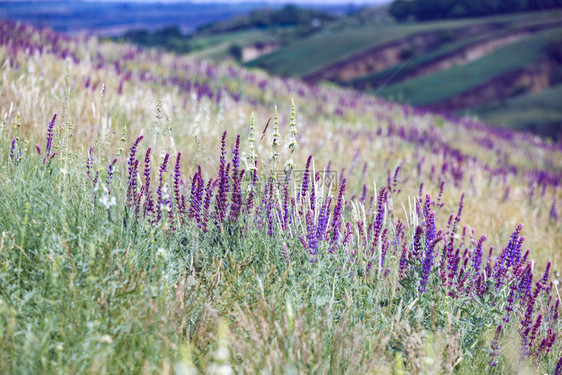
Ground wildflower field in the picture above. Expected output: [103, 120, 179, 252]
[0, 21, 561, 374]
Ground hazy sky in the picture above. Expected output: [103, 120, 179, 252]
[82, 0, 390, 4]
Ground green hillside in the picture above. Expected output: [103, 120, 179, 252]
[376, 27, 562, 105]
[473, 83, 562, 137]
[246, 11, 562, 78]
[240, 10, 562, 139]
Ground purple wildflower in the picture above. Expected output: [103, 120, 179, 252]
[370, 187, 386, 255]
[127, 135, 143, 206]
[173, 153, 183, 220]
[156, 153, 169, 223]
[419, 234, 444, 293]
[44, 114, 56, 164]
[472, 235, 487, 273]
[412, 225, 423, 259]
[489, 324, 502, 367]
[105, 158, 118, 193]
[229, 135, 242, 222]
[306, 209, 317, 261]
[329, 178, 346, 251]
[399, 243, 408, 279]
[316, 196, 332, 242]
[200, 178, 214, 232]
[215, 131, 229, 227]
[301, 155, 312, 198]
[86, 146, 94, 179]
[555, 357, 562, 375]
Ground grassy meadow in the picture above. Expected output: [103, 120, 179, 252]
[0, 20, 561, 374]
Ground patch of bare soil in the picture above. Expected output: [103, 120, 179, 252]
[304, 20, 562, 87]
[428, 59, 555, 111]
[242, 43, 279, 62]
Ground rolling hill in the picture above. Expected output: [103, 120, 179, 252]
[244, 10, 562, 139]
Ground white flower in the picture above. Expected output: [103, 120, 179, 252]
[99, 335, 113, 344]
[99, 194, 116, 209]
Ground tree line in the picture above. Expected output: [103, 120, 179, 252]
[390, 0, 562, 21]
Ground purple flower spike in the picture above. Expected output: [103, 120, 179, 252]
[156, 153, 170, 223]
[412, 225, 423, 259]
[489, 324, 502, 367]
[215, 131, 229, 228]
[301, 155, 312, 198]
[542, 262, 551, 285]
[472, 235, 487, 273]
[45, 114, 56, 163]
[419, 234, 444, 293]
[229, 135, 242, 222]
[173, 153, 183, 220]
[306, 209, 317, 261]
[555, 357, 562, 375]
[127, 135, 143, 206]
[329, 178, 346, 251]
[370, 187, 386, 255]
[201, 178, 214, 233]
[9, 137, 16, 160]
[106, 158, 118, 193]
[86, 146, 94, 179]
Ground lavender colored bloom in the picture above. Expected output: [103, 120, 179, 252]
[301, 155, 312, 198]
[489, 324, 502, 367]
[370, 187, 386, 254]
[555, 357, 562, 375]
[310, 171, 317, 213]
[504, 289, 515, 323]
[437, 181, 445, 208]
[399, 243, 408, 279]
[281, 172, 291, 231]
[44, 114, 56, 164]
[391, 165, 401, 194]
[173, 153, 183, 219]
[419, 234, 443, 293]
[229, 135, 242, 222]
[505, 224, 524, 269]
[265, 183, 274, 237]
[306, 209, 317, 261]
[215, 131, 229, 227]
[542, 262, 551, 285]
[472, 234, 487, 273]
[316, 196, 332, 242]
[412, 225, 423, 259]
[200, 178, 214, 232]
[105, 158, 118, 193]
[156, 153, 170, 223]
[189, 166, 202, 220]
[529, 314, 543, 350]
[86, 146, 94, 179]
[127, 135, 143, 206]
[142, 148, 154, 217]
[329, 178, 346, 251]
[424, 211, 436, 254]
[550, 198, 559, 221]
[522, 292, 536, 330]
[342, 222, 353, 249]
[360, 184, 367, 205]
[9, 136, 16, 161]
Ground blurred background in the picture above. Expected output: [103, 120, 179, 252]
[2, 0, 561, 140]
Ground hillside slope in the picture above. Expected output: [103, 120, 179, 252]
[244, 11, 562, 138]
[0, 20, 561, 374]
